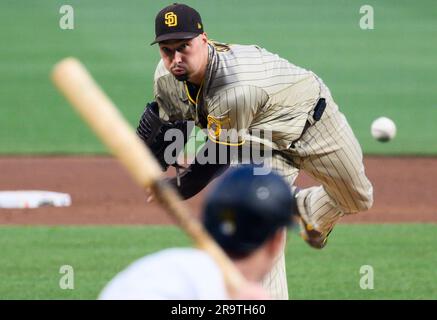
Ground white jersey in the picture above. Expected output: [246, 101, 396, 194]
[98, 248, 228, 300]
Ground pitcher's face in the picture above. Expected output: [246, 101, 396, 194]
[159, 33, 208, 83]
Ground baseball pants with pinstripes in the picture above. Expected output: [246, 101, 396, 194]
[258, 94, 373, 299]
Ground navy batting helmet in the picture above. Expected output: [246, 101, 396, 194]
[202, 165, 297, 256]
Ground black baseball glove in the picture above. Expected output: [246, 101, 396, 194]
[136, 101, 191, 171]
[137, 101, 231, 200]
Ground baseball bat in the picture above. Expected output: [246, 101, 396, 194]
[51, 57, 245, 297]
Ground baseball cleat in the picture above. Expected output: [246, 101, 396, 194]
[298, 218, 332, 249]
[291, 187, 332, 249]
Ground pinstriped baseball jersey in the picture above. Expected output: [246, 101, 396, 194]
[152, 39, 373, 300]
[154, 41, 327, 150]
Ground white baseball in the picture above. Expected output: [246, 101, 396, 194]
[371, 117, 396, 142]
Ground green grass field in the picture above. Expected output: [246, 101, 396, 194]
[0, 0, 436, 154]
[0, 224, 436, 299]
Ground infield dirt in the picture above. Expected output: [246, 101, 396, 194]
[0, 156, 436, 224]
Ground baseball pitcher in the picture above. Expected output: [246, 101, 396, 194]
[137, 3, 373, 299]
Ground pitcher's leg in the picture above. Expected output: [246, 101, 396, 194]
[294, 111, 373, 246]
[257, 153, 299, 299]
[261, 230, 289, 300]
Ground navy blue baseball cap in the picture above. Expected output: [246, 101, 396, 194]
[151, 3, 204, 45]
[202, 165, 297, 256]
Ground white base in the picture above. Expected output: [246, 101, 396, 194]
[0, 191, 72, 209]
